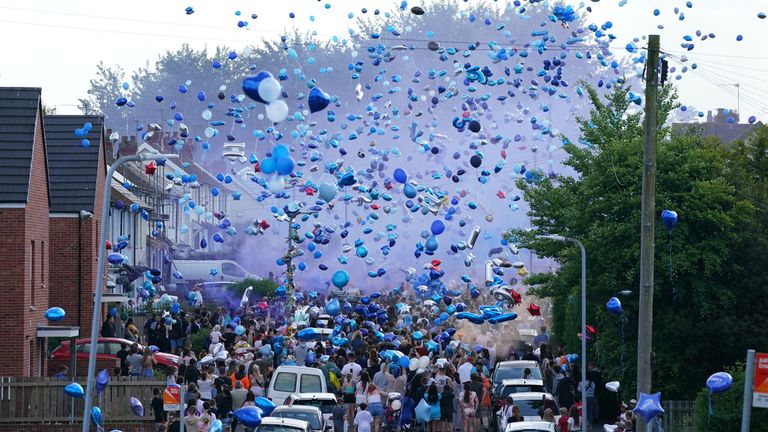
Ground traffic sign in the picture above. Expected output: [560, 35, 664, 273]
[753, 352, 768, 408]
[163, 384, 182, 411]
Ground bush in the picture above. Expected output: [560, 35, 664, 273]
[694, 361, 768, 430]
[230, 278, 278, 299]
[189, 327, 211, 354]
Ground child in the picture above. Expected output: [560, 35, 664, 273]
[354, 403, 374, 432]
[557, 407, 569, 432]
[332, 398, 346, 432]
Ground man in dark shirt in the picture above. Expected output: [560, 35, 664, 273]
[151, 387, 166, 429]
[116, 343, 130, 376]
[184, 358, 201, 384]
[144, 314, 158, 346]
[101, 316, 116, 338]
[557, 370, 576, 409]
[522, 345, 539, 361]
[222, 325, 237, 348]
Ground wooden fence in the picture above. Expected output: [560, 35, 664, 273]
[0, 376, 163, 424]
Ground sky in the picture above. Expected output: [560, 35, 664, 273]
[1, 0, 767, 121]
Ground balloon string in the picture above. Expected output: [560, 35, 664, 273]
[620, 318, 624, 375]
[669, 231, 676, 301]
[707, 392, 712, 432]
[655, 416, 665, 432]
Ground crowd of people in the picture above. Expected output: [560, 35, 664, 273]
[100, 286, 635, 432]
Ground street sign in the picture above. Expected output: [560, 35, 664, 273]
[753, 352, 768, 408]
[163, 384, 182, 411]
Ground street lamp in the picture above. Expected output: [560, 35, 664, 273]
[82, 152, 179, 432]
[537, 234, 587, 432]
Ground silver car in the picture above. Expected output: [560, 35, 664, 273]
[270, 405, 331, 432]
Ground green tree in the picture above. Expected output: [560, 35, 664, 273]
[510, 84, 768, 399]
[231, 277, 278, 299]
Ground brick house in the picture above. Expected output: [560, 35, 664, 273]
[45, 115, 107, 339]
[0, 88, 51, 377]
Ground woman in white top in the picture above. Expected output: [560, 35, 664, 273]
[567, 405, 581, 431]
[365, 382, 384, 432]
[197, 371, 214, 401]
[210, 325, 222, 344]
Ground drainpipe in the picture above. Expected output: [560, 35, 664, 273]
[77, 210, 93, 327]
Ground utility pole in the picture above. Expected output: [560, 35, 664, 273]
[637, 34, 660, 432]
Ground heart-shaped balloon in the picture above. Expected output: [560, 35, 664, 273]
[308, 87, 331, 113]
[242, 71, 273, 104]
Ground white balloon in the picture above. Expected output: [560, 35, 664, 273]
[605, 381, 620, 393]
[258, 77, 282, 103]
[408, 358, 419, 371]
[391, 400, 402, 411]
[201, 110, 212, 121]
[204, 127, 216, 138]
[266, 100, 289, 123]
[268, 177, 285, 194]
[418, 356, 430, 369]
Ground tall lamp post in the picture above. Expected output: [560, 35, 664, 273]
[538, 234, 587, 432]
[82, 152, 178, 432]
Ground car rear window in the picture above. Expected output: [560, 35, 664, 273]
[274, 372, 297, 392]
[255, 426, 305, 432]
[294, 398, 336, 414]
[501, 385, 546, 398]
[493, 366, 542, 383]
[516, 399, 557, 417]
[299, 374, 322, 393]
[274, 411, 320, 429]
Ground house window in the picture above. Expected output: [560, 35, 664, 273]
[30, 240, 35, 304]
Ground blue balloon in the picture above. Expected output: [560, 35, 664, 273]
[606, 297, 623, 315]
[415, 399, 431, 423]
[326, 298, 341, 316]
[234, 406, 263, 427]
[393, 168, 408, 184]
[404, 183, 418, 199]
[276, 157, 295, 175]
[411, 331, 424, 341]
[425, 236, 439, 252]
[399, 355, 410, 368]
[661, 210, 678, 231]
[242, 71, 273, 104]
[297, 328, 321, 341]
[107, 253, 124, 265]
[273, 144, 290, 159]
[96, 368, 109, 394]
[633, 392, 665, 423]
[45, 307, 66, 321]
[260, 157, 277, 174]
[488, 312, 518, 324]
[431, 220, 446, 236]
[91, 407, 103, 426]
[254, 397, 277, 416]
[308, 87, 331, 113]
[235, 325, 245, 336]
[332, 270, 350, 288]
[318, 182, 337, 203]
[64, 383, 84, 398]
[209, 419, 223, 432]
[706, 372, 733, 394]
[456, 312, 485, 324]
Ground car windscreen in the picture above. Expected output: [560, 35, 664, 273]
[494, 367, 543, 382]
[273, 411, 320, 429]
[501, 385, 546, 398]
[293, 398, 335, 414]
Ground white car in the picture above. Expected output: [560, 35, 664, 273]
[256, 417, 313, 432]
[492, 361, 543, 388]
[270, 405, 331, 432]
[498, 379, 546, 397]
[268, 366, 327, 404]
[505, 421, 557, 432]
[495, 392, 560, 432]
[285, 393, 338, 425]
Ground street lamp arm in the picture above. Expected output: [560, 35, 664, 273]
[81, 153, 178, 432]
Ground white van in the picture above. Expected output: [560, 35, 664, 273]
[267, 365, 327, 404]
[171, 260, 259, 283]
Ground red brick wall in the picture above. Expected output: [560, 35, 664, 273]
[0, 108, 50, 377]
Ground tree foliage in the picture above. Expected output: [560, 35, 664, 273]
[511, 83, 768, 399]
[694, 362, 768, 430]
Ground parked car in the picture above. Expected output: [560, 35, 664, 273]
[284, 393, 338, 425]
[267, 366, 327, 405]
[256, 417, 313, 432]
[495, 392, 560, 432]
[270, 405, 331, 432]
[505, 421, 557, 432]
[49, 338, 179, 373]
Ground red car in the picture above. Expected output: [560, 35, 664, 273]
[50, 337, 179, 373]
